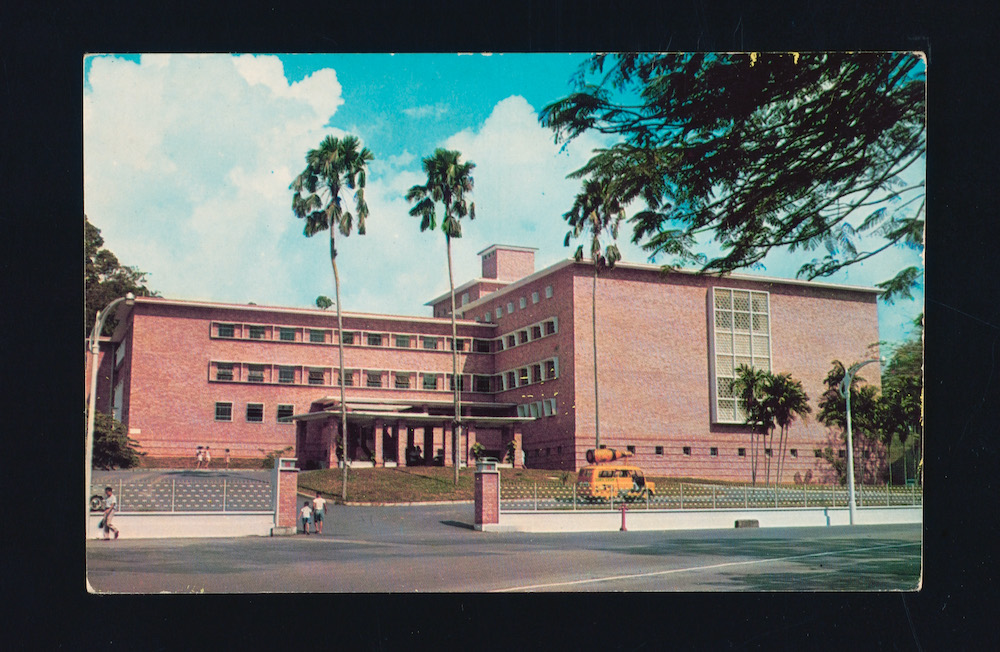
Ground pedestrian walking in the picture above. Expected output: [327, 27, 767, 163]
[299, 501, 312, 535]
[225, 448, 231, 469]
[100, 486, 120, 540]
[203, 447, 211, 469]
[195, 446, 204, 469]
[312, 491, 327, 534]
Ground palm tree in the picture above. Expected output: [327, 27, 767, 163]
[730, 364, 772, 486]
[762, 372, 812, 485]
[406, 148, 475, 486]
[563, 177, 625, 449]
[291, 134, 374, 500]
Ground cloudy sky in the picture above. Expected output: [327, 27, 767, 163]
[84, 53, 924, 346]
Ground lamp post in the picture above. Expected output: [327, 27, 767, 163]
[86, 293, 135, 530]
[839, 356, 883, 525]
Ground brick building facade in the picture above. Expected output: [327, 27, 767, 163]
[90, 245, 880, 483]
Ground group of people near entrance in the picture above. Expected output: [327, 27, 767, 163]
[299, 492, 327, 535]
[195, 446, 232, 469]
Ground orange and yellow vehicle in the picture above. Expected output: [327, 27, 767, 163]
[575, 448, 655, 502]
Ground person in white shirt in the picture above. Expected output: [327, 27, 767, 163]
[299, 501, 312, 535]
[311, 492, 327, 534]
[101, 486, 119, 540]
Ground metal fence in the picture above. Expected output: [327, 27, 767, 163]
[500, 481, 923, 512]
[89, 476, 273, 513]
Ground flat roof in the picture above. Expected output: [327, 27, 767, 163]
[476, 244, 539, 256]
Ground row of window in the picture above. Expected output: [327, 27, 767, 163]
[624, 446, 843, 458]
[516, 398, 558, 418]
[210, 354, 560, 392]
[475, 285, 554, 323]
[492, 317, 558, 352]
[213, 323, 489, 352]
[215, 402, 295, 423]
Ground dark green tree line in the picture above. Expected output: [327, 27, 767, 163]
[85, 216, 157, 336]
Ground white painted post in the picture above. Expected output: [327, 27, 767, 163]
[118, 479, 123, 511]
[680, 483, 684, 509]
[886, 483, 890, 507]
[172, 479, 176, 512]
[744, 485, 748, 508]
[713, 485, 717, 509]
[533, 481, 537, 511]
[223, 478, 228, 512]
[573, 482, 577, 511]
[803, 485, 807, 508]
[774, 485, 778, 508]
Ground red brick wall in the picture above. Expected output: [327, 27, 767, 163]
[276, 467, 299, 528]
[482, 247, 535, 282]
[474, 471, 499, 525]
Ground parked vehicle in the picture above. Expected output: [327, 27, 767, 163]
[575, 463, 655, 502]
[90, 494, 105, 511]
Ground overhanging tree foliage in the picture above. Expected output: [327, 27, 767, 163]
[85, 216, 157, 335]
[541, 53, 925, 302]
[880, 314, 923, 484]
[90, 410, 145, 469]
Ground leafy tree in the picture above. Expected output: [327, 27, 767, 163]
[90, 411, 145, 469]
[818, 360, 884, 484]
[730, 364, 773, 486]
[762, 372, 812, 485]
[291, 134, 374, 500]
[85, 216, 157, 336]
[541, 53, 925, 302]
[407, 148, 476, 486]
[563, 177, 625, 449]
[315, 295, 334, 310]
[880, 314, 923, 484]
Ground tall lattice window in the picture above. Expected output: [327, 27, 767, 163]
[711, 288, 771, 423]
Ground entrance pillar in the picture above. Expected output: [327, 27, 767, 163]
[512, 424, 524, 469]
[396, 421, 406, 466]
[442, 421, 454, 467]
[271, 457, 298, 536]
[465, 423, 477, 467]
[474, 459, 500, 531]
[373, 419, 384, 467]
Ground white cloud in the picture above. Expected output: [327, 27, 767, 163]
[402, 103, 449, 119]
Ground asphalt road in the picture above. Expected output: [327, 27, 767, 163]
[86, 502, 921, 593]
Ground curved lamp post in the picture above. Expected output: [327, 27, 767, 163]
[86, 293, 135, 530]
[839, 356, 884, 525]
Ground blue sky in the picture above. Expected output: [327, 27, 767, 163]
[84, 53, 924, 348]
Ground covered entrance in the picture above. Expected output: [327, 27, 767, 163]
[293, 397, 532, 470]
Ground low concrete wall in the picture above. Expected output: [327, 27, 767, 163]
[489, 506, 922, 533]
[89, 512, 274, 539]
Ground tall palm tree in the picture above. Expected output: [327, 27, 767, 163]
[406, 148, 475, 486]
[762, 372, 812, 485]
[730, 364, 772, 486]
[291, 134, 373, 500]
[563, 177, 625, 450]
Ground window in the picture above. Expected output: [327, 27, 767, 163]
[395, 335, 411, 348]
[422, 374, 438, 390]
[531, 364, 542, 383]
[421, 337, 438, 350]
[246, 403, 264, 423]
[461, 292, 469, 306]
[277, 404, 294, 423]
[249, 325, 265, 339]
[814, 449, 823, 458]
[216, 363, 234, 381]
[341, 370, 354, 387]
[278, 367, 294, 384]
[506, 335, 516, 348]
[247, 365, 265, 383]
[790, 449, 798, 458]
[542, 399, 555, 416]
[544, 359, 557, 380]
[519, 297, 526, 309]
[217, 323, 235, 338]
[516, 405, 526, 417]
[482, 313, 489, 323]
[765, 448, 773, 457]
[532, 291, 539, 304]
[528, 403, 540, 418]
[451, 338, 466, 352]
[367, 333, 383, 346]
[711, 288, 771, 423]
[518, 368, 529, 386]
[655, 446, 664, 455]
[474, 376, 491, 393]
[279, 327, 296, 342]
[518, 330, 528, 344]
[449, 375, 467, 391]
[395, 373, 411, 389]
[838, 449, 846, 459]
[544, 320, 556, 336]
[531, 325, 542, 340]
[495, 307, 503, 319]
[507, 302, 514, 315]
[308, 369, 325, 385]
[545, 285, 553, 299]
[683, 446, 691, 455]
[473, 339, 490, 353]
[506, 371, 516, 390]
[215, 402, 232, 421]
[366, 372, 382, 388]
[710, 447, 719, 456]
[738, 448, 746, 457]
[340, 331, 355, 345]
[309, 329, 325, 343]
[627, 445, 636, 454]
[494, 338, 504, 352]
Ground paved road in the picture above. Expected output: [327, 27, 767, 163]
[86, 503, 921, 593]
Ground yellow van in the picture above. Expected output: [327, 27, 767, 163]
[575, 464, 655, 502]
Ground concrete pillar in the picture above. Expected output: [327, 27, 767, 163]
[374, 419, 384, 467]
[443, 421, 453, 467]
[271, 457, 298, 536]
[513, 425, 524, 469]
[332, 420, 343, 467]
[465, 423, 477, 467]
[474, 460, 500, 531]
[396, 421, 406, 466]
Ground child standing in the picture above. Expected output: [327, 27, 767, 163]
[299, 501, 312, 535]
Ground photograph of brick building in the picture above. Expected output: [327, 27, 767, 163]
[88, 244, 880, 483]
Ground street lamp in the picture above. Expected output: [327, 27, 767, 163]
[839, 356, 884, 525]
[86, 293, 135, 531]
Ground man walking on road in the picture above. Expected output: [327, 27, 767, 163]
[101, 486, 120, 540]
[312, 491, 327, 534]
